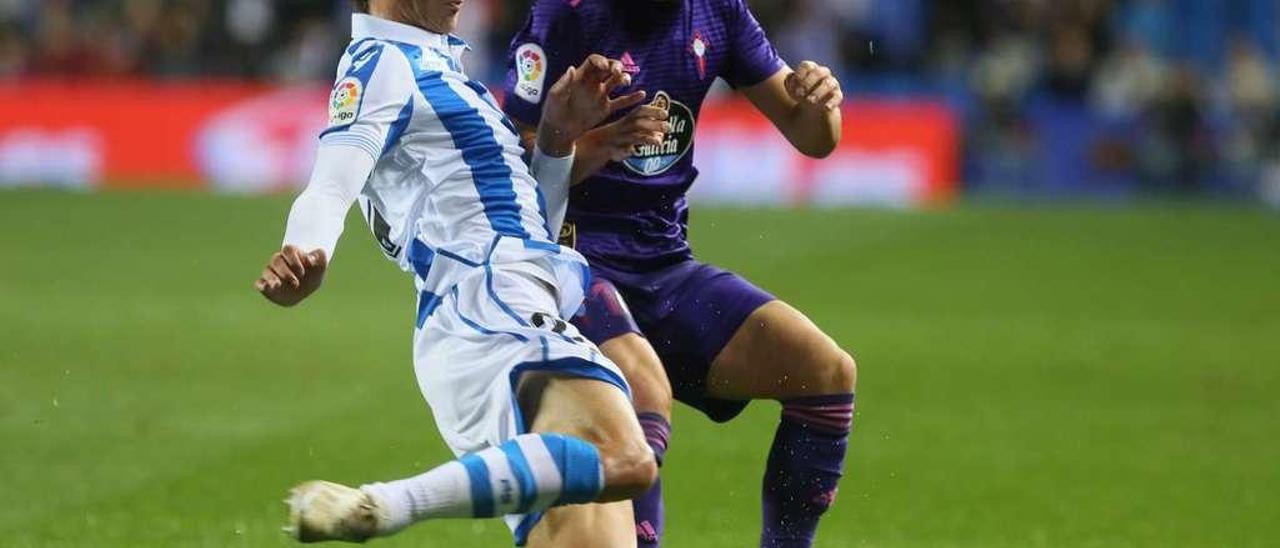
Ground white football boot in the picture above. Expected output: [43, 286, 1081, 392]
[285, 480, 388, 543]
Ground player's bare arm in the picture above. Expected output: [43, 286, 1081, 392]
[744, 60, 844, 158]
[252, 143, 375, 308]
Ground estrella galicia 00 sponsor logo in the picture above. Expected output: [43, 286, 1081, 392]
[623, 91, 694, 177]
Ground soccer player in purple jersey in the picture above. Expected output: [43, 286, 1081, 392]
[503, 1, 854, 547]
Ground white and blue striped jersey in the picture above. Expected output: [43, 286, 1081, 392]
[279, 17, 631, 543]
[295, 14, 587, 316]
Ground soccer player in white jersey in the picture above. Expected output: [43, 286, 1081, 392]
[252, 1, 670, 545]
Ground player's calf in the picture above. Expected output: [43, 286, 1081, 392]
[581, 277, 675, 546]
[523, 374, 659, 500]
[703, 301, 858, 547]
[286, 373, 656, 544]
[287, 431, 615, 543]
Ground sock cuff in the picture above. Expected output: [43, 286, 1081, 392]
[782, 393, 855, 407]
[538, 433, 605, 505]
[636, 412, 672, 461]
[359, 482, 415, 534]
[780, 393, 855, 435]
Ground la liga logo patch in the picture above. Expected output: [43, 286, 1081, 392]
[329, 77, 363, 127]
[514, 43, 547, 104]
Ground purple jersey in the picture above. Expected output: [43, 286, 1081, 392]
[503, 0, 784, 272]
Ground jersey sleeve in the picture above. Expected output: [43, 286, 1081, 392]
[721, 0, 786, 89]
[319, 42, 417, 161]
[502, 0, 586, 127]
[281, 145, 377, 260]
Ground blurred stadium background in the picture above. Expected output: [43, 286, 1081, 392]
[2, 1, 1278, 547]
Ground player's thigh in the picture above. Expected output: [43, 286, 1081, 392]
[706, 300, 857, 400]
[519, 374, 657, 500]
[599, 333, 673, 416]
[524, 501, 636, 548]
[574, 275, 671, 415]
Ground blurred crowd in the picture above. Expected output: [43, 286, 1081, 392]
[0, 0, 513, 81]
[4, 0, 1279, 197]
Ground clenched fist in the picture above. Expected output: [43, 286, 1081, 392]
[785, 61, 843, 112]
[254, 245, 327, 307]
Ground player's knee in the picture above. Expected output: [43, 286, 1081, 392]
[834, 348, 857, 392]
[812, 345, 856, 394]
[598, 436, 659, 498]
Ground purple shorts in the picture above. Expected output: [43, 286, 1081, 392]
[571, 260, 775, 422]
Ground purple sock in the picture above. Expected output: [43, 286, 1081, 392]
[761, 394, 854, 548]
[635, 412, 670, 547]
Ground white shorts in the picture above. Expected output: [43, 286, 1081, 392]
[411, 261, 629, 457]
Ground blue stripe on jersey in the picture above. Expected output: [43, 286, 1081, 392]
[458, 453, 494, 517]
[346, 37, 376, 55]
[394, 43, 530, 239]
[450, 286, 529, 343]
[407, 238, 434, 279]
[485, 263, 531, 328]
[499, 114, 521, 139]
[534, 188, 552, 239]
[416, 291, 442, 328]
[383, 99, 415, 155]
[462, 79, 517, 137]
[522, 239, 561, 254]
[499, 442, 539, 514]
[437, 248, 483, 268]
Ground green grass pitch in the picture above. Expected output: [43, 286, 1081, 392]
[2, 190, 1278, 547]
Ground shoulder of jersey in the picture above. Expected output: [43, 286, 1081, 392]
[707, 0, 743, 18]
[327, 42, 414, 128]
[534, 0, 589, 21]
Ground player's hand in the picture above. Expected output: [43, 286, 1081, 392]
[584, 104, 671, 161]
[254, 245, 327, 307]
[786, 61, 843, 112]
[539, 54, 648, 156]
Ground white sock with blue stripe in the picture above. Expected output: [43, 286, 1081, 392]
[360, 433, 604, 533]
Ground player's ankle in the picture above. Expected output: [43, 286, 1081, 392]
[359, 483, 414, 535]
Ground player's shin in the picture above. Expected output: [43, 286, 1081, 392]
[359, 433, 605, 534]
[633, 412, 670, 546]
[760, 394, 855, 548]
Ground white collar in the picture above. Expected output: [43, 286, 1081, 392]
[351, 13, 470, 52]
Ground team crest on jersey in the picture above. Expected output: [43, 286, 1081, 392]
[622, 91, 694, 177]
[514, 43, 546, 104]
[329, 76, 363, 127]
[691, 31, 709, 80]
